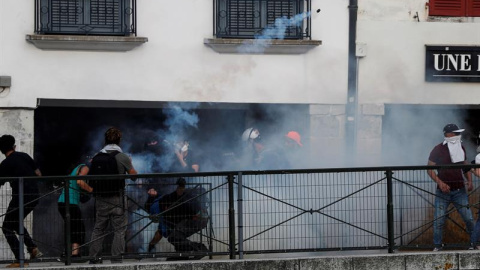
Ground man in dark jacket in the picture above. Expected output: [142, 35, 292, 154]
[145, 178, 207, 257]
[0, 135, 42, 267]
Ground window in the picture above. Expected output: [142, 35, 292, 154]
[214, 0, 311, 39]
[35, 0, 136, 36]
[429, 0, 480, 17]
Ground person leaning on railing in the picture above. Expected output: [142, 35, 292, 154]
[427, 124, 475, 251]
[0, 134, 43, 268]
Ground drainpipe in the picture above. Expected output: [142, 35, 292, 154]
[346, 0, 358, 166]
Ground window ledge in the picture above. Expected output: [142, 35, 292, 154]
[204, 38, 321, 54]
[25, 34, 148, 52]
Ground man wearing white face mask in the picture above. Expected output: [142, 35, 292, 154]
[238, 127, 264, 169]
[427, 123, 474, 251]
[171, 139, 199, 173]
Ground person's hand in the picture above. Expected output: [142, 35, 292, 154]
[148, 188, 158, 197]
[466, 181, 474, 192]
[437, 180, 451, 193]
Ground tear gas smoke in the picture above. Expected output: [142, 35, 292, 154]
[237, 12, 312, 54]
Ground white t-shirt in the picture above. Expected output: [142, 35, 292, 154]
[475, 153, 480, 164]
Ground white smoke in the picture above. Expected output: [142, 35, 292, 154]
[237, 12, 311, 54]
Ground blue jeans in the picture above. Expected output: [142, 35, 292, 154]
[433, 188, 474, 247]
[471, 214, 480, 246]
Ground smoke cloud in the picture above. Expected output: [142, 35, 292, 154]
[237, 12, 311, 54]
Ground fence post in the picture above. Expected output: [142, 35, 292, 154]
[386, 169, 395, 253]
[227, 173, 236, 259]
[18, 178, 25, 268]
[237, 172, 243, 259]
[64, 179, 71, 265]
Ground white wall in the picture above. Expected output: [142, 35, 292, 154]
[357, 0, 480, 105]
[0, 0, 350, 108]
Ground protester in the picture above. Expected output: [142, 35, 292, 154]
[0, 135, 43, 268]
[427, 123, 474, 251]
[160, 138, 199, 173]
[145, 178, 208, 258]
[468, 146, 480, 249]
[238, 127, 263, 169]
[57, 158, 93, 257]
[259, 130, 304, 170]
[88, 127, 137, 264]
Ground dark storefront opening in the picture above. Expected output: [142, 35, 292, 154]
[34, 100, 309, 175]
[32, 99, 309, 256]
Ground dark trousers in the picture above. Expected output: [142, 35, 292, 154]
[168, 218, 207, 252]
[58, 203, 86, 244]
[2, 197, 38, 260]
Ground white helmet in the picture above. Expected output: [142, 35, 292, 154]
[242, 128, 259, 141]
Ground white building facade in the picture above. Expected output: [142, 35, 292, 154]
[0, 0, 355, 170]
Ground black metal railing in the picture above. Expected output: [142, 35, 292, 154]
[34, 0, 137, 36]
[214, 0, 311, 39]
[0, 164, 479, 265]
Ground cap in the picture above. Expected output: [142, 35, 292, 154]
[443, 123, 465, 134]
[285, 131, 302, 146]
[176, 178, 186, 187]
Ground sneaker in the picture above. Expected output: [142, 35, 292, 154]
[29, 247, 43, 259]
[433, 247, 442, 252]
[5, 262, 29, 268]
[89, 258, 103, 264]
[148, 244, 156, 253]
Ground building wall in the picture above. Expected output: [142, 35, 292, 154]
[357, 0, 480, 105]
[0, 0, 349, 107]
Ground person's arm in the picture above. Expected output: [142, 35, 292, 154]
[175, 150, 188, 168]
[191, 164, 199, 172]
[427, 160, 450, 193]
[127, 167, 137, 175]
[145, 188, 158, 213]
[464, 160, 474, 191]
[473, 155, 480, 177]
[118, 153, 138, 175]
[76, 166, 93, 193]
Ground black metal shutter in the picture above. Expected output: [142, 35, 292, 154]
[228, 0, 258, 37]
[266, 0, 302, 38]
[49, 0, 83, 33]
[41, 0, 127, 35]
[90, 0, 121, 27]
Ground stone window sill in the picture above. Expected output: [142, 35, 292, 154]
[204, 38, 321, 54]
[26, 34, 148, 52]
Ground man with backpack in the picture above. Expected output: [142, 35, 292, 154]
[145, 178, 208, 259]
[88, 127, 137, 264]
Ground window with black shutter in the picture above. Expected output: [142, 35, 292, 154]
[37, 0, 132, 35]
[215, 0, 309, 39]
[429, 0, 480, 16]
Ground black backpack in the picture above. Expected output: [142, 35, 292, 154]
[89, 151, 124, 197]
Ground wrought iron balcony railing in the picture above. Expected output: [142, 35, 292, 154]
[34, 0, 136, 36]
[214, 0, 311, 39]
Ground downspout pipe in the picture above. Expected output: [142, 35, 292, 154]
[346, 0, 358, 166]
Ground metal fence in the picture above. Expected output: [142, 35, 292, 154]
[214, 0, 312, 39]
[34, 0, 137, 36]
[0, 165, 479, 266]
